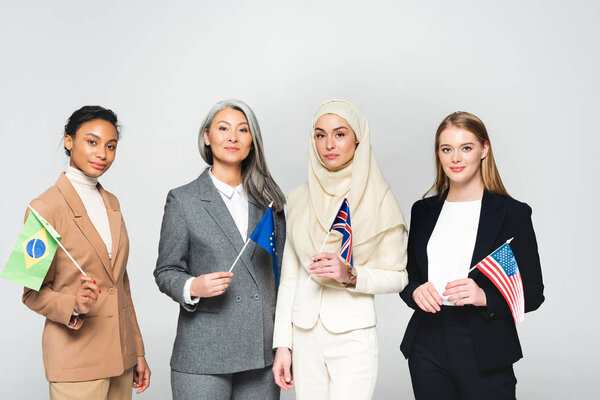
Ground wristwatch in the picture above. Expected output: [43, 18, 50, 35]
[343, 265, 358, 287]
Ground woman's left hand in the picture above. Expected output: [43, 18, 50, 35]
[308, 252, 350, 283]
[133, 356, 151, 394]
[443, 278, 487, 306]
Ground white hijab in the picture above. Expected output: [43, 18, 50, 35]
[288, 99, 406, 267]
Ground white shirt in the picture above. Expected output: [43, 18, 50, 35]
[183, 170, 249, 304]
[65, 166, 112, 259]
[427, 199, 481, 306]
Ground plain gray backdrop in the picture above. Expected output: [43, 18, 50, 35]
[1, 1, 597, 399]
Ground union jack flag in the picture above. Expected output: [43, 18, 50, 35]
[474, 241, 524, 324]
[329, 198, 353, 267]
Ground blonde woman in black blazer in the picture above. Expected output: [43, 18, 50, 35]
[400, 112, 544, 400]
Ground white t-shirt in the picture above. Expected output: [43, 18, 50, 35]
[427, 199, 481, 306]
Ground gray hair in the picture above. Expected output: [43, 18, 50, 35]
[198, 99, 286, 212]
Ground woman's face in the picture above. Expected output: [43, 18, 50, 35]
[204, 108, 253, 168]
[438, 125, 489, 187]
[314, 113, 359, 170]
[64, 119, 118, 178]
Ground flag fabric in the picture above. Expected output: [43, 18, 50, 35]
[474, 242, 524, 324]
[2, 206, 62, 291]
[329, 198, 353, 267]
[249, 206, 279, 285]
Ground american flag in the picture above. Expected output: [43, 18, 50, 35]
[329, 198, 353, 267]
[474, 241, 524, 324]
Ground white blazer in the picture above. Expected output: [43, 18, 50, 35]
[273, 213, 408, 349]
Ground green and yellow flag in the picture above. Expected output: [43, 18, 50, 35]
[1, 206, 61, 291]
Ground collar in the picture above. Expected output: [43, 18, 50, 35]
[65, 165, 98, 189]
[209, 168, 244, 200]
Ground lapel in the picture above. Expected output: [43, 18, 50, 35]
[414, 192, 447, 280]
[98, 184, 123, 280]
[55, 173, 116, 284]
[468, 190, 506, 278]
[196, 170, 259, 284]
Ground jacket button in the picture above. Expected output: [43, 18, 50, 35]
[253, 293, 260, 300]
[235, 295, 242, 302]
[489, 313, 496, 320]
[108, 287, 116, 295]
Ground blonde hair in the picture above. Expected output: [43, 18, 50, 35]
[424, 111, 509, 198]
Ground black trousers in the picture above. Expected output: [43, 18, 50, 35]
[408, 306, 517, 400]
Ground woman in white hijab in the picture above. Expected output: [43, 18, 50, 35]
[272, 99, 408, 399]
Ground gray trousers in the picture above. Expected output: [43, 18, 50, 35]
[171, 366, 280, 400]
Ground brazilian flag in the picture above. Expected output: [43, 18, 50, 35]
[1, 206, 61, 291]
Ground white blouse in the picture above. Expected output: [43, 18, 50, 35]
[427, 199, 481, 306]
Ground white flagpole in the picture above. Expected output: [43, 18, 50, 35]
[28, 204, 87, 276]
[468, 237, 514, 274]
[228, 201, 274, 273]
[228, 239, 250, 272]
[305, 227, 333, 285]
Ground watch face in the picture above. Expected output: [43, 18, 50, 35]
[351, 266, 358, 276]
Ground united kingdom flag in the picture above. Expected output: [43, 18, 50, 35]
[329, 198, 353, 267]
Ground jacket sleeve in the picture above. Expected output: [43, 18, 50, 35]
[347, 225, 409, 295]
[481, 203, 545, 319]
[399, 201, 424, 310]
[153, 190, 197, 312]
[272, 234, 299, 350]
[22, 199, 83, 329]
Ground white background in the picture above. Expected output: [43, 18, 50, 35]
[0, 1, 597, 398]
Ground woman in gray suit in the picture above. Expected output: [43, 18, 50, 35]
[154, 99, 286, 400]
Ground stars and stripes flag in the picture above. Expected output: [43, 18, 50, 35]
[329, 198, 353, 267]
[473, 239, 524, 324]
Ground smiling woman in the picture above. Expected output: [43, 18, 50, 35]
[400, 112, 544, 400]
[154, 99, 286, 400]
[22, 105, 151, 399]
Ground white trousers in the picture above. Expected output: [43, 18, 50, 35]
[292, 318, 379, 400]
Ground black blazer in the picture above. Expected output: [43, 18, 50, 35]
[400, 190, 544, 372]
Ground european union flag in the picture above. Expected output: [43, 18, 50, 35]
[250, 206, 279, 285]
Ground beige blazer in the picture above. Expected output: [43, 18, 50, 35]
[22, 173, 145, 382]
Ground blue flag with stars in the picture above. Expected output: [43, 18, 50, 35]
[250, 206, 279, 285]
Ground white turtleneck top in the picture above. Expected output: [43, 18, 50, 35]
[65, 165, 113, 259]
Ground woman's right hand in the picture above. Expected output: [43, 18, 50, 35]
[190, 271, 233, 298]
[412, 282, 442, 313]
[74, 275, 99, 314]
[272, 347, 294, 391]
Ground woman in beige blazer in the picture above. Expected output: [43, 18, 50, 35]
[272, 99, 408, 399]
[22, 106, 150, 400]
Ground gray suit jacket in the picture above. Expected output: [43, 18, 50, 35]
[154, 169, 286, 374]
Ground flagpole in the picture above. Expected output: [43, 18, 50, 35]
[468, 237, 514, 273]
[305, 229, 333, 285]
[28, 205, 87, 276]
[228, 239, 250, 273]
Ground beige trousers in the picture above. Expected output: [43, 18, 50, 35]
[49, 368, 133, 400]
[292, 318, 379, 400]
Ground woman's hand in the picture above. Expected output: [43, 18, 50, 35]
[133, 356, 151, 394]
[443, 278, 487, 306]
[412, 282, 442, 313]
[272, 347, 294, 391]
[74, 276, 99, 314]
[190, 271, 233, 298]
[308, 252, 350, 283]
